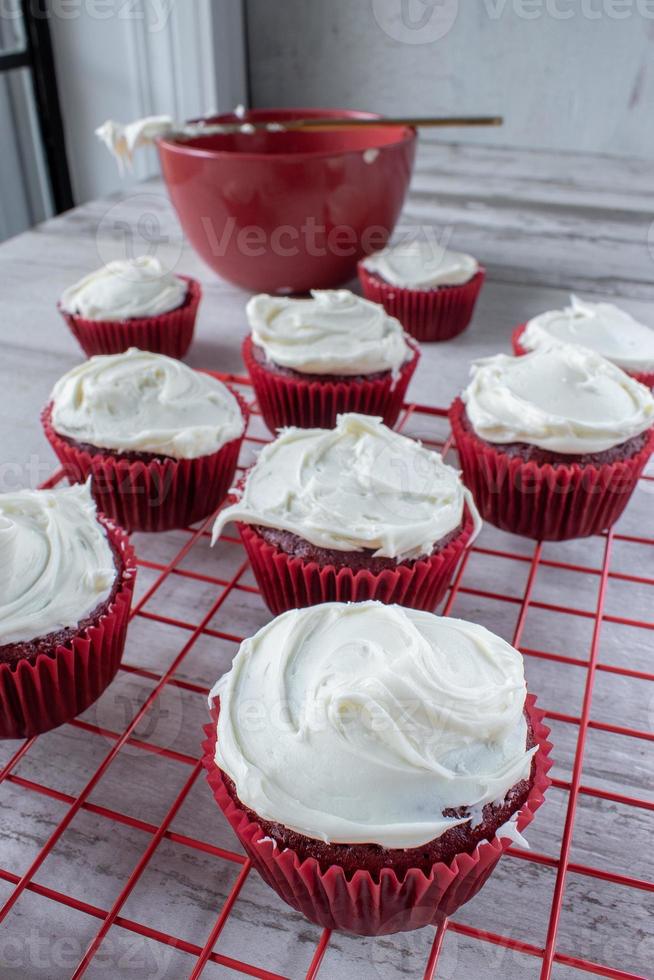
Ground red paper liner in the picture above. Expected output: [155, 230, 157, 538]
[511, 323, 529, 358]
[58, 276, 201, 359]
[512, 322, 654, 389]
[449, 397, 654, 541]
[357, 264, 486, 343]
[41, 390, 248, 533]
[202, 693, 551, 935]
[242, 336, 419, 434]
[236, 508, 475, 615]
[0, 519, 136, 739]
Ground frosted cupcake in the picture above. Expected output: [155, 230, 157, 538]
[58, 256, 201, 358]
[242, 289, 419, 432]
[212, 413, 480, 612]
[42, 348, 247, 532]
[358, 239, 485, 342]
[449, 344, 654, 540]
[202, 601, 551, 934]
[513, 294, 654, 388]
[0, 483, 136, 738]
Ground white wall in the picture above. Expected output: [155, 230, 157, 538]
[49, 0, 247, 204]
[245, 0, 654, 159]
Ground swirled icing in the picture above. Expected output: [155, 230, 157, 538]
[362, 240, 479, 289]
[50, 348, 244, 459]
[246, 289, 411, 376]
[463, 344, 654, 454]
[0, 483, 116, 646]
[521, 295, 654, 373]
[212, 413, 480, 560]
[210, 601, 536, 847]
[60, 256, 187, 321]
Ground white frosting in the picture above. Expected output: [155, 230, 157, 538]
[362, 240, 479, 290]
[96, 116, 175, 172]
[0, 483, 116, 646]
[246, 290, 411, 377]
[210, 602, 536, 848]
[463, 344, 654, 454]
[96, 114, 270, 172]
[51, 348, 244, 460]
[521, 295, 654, 374]
[212, 413, 480, 561]
[60, 257, 187, 321]
[496, 813, 530, 849]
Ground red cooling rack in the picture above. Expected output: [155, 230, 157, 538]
[0, 374, 652, 980]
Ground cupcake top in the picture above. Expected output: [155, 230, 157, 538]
[521, 295, 654, 374]
[361, 240, 479, 290]
[210, 601, 536, 847]
[60, 256, 187, 321]
[50, 348, 244, 460]
[212, 413, 480, 561]
[246, 289, 411, 376]
[0, 483, 115, 646]
[463, 344, 654, 454]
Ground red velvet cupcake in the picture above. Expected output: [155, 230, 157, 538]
[450, 344, 654, 541]
[42, 348, 247, 533]
[512, 295, 654, 389]
[358, 240, 485, 342]
[212, 412, 480, 613]
[58, 256, 200, 359]
[202, 602, 551, 935]
[0, 483, 136, 739]
[243, 289, 418, 432]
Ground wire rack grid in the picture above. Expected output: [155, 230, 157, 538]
[0, 374, 652, 980]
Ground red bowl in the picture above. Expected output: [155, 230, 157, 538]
[157, 108, 417, 294]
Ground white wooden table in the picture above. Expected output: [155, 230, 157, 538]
[0, 139, 652, 980]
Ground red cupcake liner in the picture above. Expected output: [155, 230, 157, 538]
[449, 397, 654, 541]
[0, 519, 136, 740]
[242, 336, 419, 434]
[202, 694, 551, 935]
[358, 264, 486, 343]
[236, 508, 475, 616]
[511, 323, 529, 358]
[58, 276, 201, 359]
[512, 322, 654, 389]
[41, 390, 248, 533]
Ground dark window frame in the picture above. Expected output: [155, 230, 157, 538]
[0, 0, 74, 214]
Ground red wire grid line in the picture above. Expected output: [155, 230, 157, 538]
[0, 373, 651, 979]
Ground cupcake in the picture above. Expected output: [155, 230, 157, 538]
[358, 239, 485, 342]
[0, 482, 136, 739]
[513, 294, 654, 389]
[212, 412, 480, 613]
[58, 256, 201, 359]
[450, 344, 654, 541]
[42, 348, 248, 533]
[202, 601, 551, 935]
[242, 289, 419, 432]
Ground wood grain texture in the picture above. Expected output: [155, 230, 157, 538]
[0, 140, 652, 979]
[245, 0, 654, 160]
